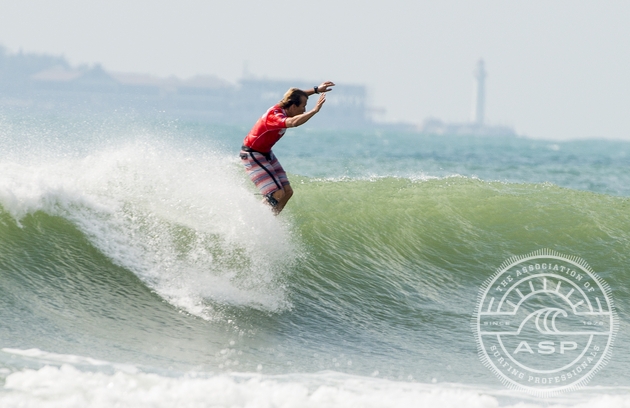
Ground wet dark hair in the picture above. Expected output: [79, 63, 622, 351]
[279, 88, 308, 108]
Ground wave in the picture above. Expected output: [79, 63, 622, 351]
[0, 140, 296, 319]
[1, 140, 629, 386]
[2, 349, 629, 408]
[289, 175, 630, 304]
[2, 141, 629, 319]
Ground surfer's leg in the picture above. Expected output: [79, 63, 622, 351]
[267, 153, 291, 214]
[241, 150, 282, 195]
[240, 151, 293, 215]
[241, 149, 292, 214]
[271, 184, 293, 214]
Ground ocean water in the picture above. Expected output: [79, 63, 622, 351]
[0, 113, 629, 407]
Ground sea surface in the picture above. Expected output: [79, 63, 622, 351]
[0, 113, 629, 407]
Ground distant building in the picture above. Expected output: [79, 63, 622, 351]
[0, 46, 380, 130]
[419, 59, 517, 136]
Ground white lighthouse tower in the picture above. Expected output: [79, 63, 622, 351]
[471, 59, 486, 125]
[419, 59, 517, 136]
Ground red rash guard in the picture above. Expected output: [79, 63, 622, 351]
[242, 104, 288, 153]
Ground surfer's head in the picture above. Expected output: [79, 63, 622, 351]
[280, 88, 308, 116]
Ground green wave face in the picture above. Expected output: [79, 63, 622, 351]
[0, 211, 241, 371]
[284, 177, 630, 382]
[1, 176, 629, 383]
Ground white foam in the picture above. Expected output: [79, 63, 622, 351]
[0, 137, 297, 318]
[1, 348, 138, 374]
[2, 364, 629, 408]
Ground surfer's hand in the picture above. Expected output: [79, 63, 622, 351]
[317, 81, 335, 93]
[314, 93, 326, 112]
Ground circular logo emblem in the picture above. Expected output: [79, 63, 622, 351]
[473, 249, 617, 396]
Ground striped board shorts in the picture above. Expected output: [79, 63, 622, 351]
[240, 148, 289, 197]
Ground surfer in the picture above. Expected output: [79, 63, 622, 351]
[240, 81, 335, 214]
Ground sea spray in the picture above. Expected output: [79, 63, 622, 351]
[0, 139, 297, 317]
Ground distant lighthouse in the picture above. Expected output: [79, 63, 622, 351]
[471, 59, 486, 125]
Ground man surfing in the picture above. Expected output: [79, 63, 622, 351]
[240, 81, 335, 214]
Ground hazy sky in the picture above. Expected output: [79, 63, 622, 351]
[1, 1, 629, 140]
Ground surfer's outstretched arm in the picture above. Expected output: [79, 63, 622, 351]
[285, 82, 335, 128]
[305, 81, 335, 96]
[285, 93, 327, 128]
